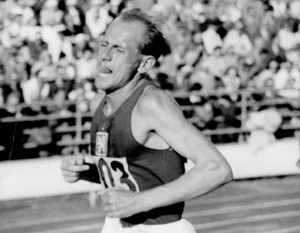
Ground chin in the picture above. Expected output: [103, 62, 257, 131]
[95, 82, 116, 94]
[95, 78, 109, 90]
[96, 84, 109, 92]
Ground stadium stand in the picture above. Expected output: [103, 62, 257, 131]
[0, 0, 300, 161]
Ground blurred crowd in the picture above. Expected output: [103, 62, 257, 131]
[1, 0, 300, 158]
[1, 0, 300, 114]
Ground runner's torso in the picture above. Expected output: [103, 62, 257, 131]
[90, 79, 185, 225]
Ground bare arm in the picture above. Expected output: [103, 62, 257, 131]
[100, 88, 232, 218]
[138, 88, 233, 210]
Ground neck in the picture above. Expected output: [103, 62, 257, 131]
[104, 76, 145, 116]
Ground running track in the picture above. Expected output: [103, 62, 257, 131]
[1, 175, 300, 233]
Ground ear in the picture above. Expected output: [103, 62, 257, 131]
[137, 55, 156, 74]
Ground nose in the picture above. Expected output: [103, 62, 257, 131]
[100, 47, 112, 61]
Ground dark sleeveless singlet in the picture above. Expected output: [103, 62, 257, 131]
[90, 79, 185, 225]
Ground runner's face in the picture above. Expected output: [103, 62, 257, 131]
[95, 19, 145, 93]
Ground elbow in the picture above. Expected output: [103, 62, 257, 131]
[206, 160, 233, 185]
[222, 162, 233, 183]
[217, 160, 233, 184]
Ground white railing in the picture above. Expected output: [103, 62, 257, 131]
[0, 88, 299, 159]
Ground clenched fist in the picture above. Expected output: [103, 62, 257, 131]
[99, 188, 144, 218]
[60, 154, 90, 183]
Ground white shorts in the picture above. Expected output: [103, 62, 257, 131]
[101, 217, 196, 233]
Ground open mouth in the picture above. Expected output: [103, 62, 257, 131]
[99, 67, 112, 74]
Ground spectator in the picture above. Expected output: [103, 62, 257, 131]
[246, 107, 282, 153]
[62, 0, 86, 36]
[192, 98, 216, 130]
[0, 91, 21, 118]
[223, 20, 253, 56]
[254, 59, 279, 89]
[0, 0, 300, 159]
[201, 22, 223, 55]
[189, 67, 216, 94]
[39, 0, 64, 27]
[21, 69, 41, 105]
[288, 0, 300, 20]
[199, 46, 227, 79]
[75, 46, 97, 82]
[221, 66, 241, 101]
[85, 0, 113, 39]
[273, 61, 294, 90]
[270, 0, 288, 18]
[57, 54, 76, 97]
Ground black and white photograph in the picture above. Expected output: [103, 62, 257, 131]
[0, 0, 300, 232]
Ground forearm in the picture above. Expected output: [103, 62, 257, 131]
[139, 160, 232, 212]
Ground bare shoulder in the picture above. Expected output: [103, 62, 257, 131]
[136, 85, 181, 115]
[134, 85, 184, 124]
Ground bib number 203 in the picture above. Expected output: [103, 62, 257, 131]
[96, 157, 139, 192]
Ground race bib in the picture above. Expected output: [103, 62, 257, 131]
[93, 156, 139, 192]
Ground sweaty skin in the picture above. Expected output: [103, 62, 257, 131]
[61, 16, 233, 219]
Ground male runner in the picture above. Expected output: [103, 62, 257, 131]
[61, 8, 233, 233]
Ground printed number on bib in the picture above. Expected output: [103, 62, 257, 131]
[95, 157, 139, 192]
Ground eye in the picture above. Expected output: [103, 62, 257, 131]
[114, 46, 124, 53]
[116, 47, 124, 53]
[99, 40, 108, 48]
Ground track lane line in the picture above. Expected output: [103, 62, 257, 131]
[185, 197, 300, 217]
[263, 225, 300, 233]
[193, 210, 300, 230]
[30, 223, 103, 233]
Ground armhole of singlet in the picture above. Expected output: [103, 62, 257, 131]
[129, 83, 174, 152]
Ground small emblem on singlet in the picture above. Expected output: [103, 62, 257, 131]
[95, 131, 108, 156]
